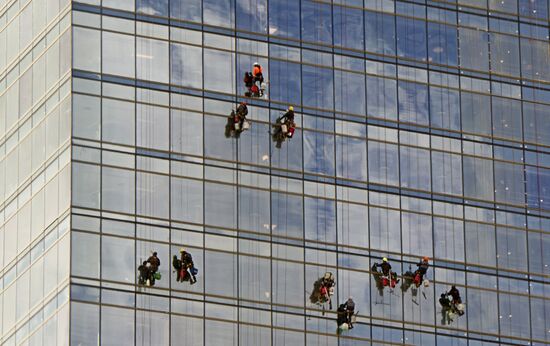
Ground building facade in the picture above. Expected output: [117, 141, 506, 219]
[1, 0, 550, 344]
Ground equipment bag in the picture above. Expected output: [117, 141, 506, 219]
[242, 120, 251, 130]
[153, 272, 162, 280]
[191, 267, 198, 275]
[288, 127, 295, 137]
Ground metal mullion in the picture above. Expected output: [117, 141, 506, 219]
[299, 0, 306, 343]
[516, 12, 534, 342]
[455, 3, 471, 337]
[167, 0, 172, 341]
[393, 0, 406, 338]
[133, 7, 138, 345]
[201, 0, 206, 339]
[486, 6, 504, 338]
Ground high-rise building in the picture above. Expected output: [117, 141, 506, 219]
[1, 0, 550, 344]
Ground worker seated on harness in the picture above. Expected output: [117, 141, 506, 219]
[244, 71, 265, 97]
[138, 261, 151, 286]
[373, 257, 399, 288]
[179, 248, 198, 285]
[344, 297, 355, 329]
[234, 101, 249, 132]
[146, 252, 161, 285]
[173, 255, 183, 281]
[336, 297, 356, 331]
[252, 62, 264, 84]
[440, 286, 464, 315]
[319, 272, 335, 300]
[279, 106, 296, 138]
[414, 256, 429, 286]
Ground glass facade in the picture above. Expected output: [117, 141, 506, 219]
[0, 0, 72, 344]
[2, 0, 550, 344]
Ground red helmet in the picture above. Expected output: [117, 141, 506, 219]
[423, 256, 429, 262]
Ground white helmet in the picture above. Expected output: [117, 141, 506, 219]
[253, 62, 260, 66]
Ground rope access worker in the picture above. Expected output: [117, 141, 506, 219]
[343, 297, 356, 329]
[180, 248, 197, 285]
[234, 101, 248, 131]
[279, 106, 296, 138]
[138, 260, 151, 286]
[373, 257, 399, 288]
[414, 256, 429, 285]
[147, 252, 161, 285]
[252, 62, 264, 84]
[375, 257, 392, 276]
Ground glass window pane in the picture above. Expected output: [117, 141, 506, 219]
[101, 235, 135, 283]
[72, 162, 100, 209]
[305, 197, 336, 244]
[137, 38, 169, 83]
[204, 49, 235, 94]
[71, 302, 99, 345]
[333, 5, 364, 50]
[102, 99, 135, 146]
[431, 151, 463, 196]
[304, 130, 335, 176]
[72, 232, 100, 278]
[170, 43, 203, 89]
[171, 110, 203, 156]
[137, 0, 167, 16]
[490, 33, 520, 77]
[236, 0, 267, 34]
[101, 306, 135, 346]
[205, 182, 237, 229]
[429, 86, 460, 131]
[336, 135, 367, 182]
[301, 0, 332, 45]
[463, 157, 494, 202]
[170, 0, 201, 22]
[73, 94, 100, 140]
[465, 222, 496, 267]
[397, 17, 427, 61]
[400, 146, 431, 191]
[365, 11, 395, 56]
[203, 0, 234, 28]
[269, 0, 300, 38]
[137, 104, 169, 151]
[459, 28, 489, 71]
[302, 65, 333, 110]
[102, 32, 135, 78]
[171, 177, 203, 224]
[73, 27, 100, 72]
[368, 141, 399, 187]
[137, 172, 169, 219]
[434, 217, 464, 262]
[427, 23, 458, 66]
[102, 167, 135, 214]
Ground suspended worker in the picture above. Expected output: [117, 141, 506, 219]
[235, 101, 249, 131]
[344, 297, 356, 329]
[375, 257, 392, 276]
[414, 256, 429, 285]
[147, 251, 161, 285]
[448, 285, 462, 305]
[138, 260, 151, 286]
[373, 257, 399, 288]
[440, 285, 465, 324]
[279, 106, 296, 138]
[252, 62, 264, 84]
[173, 255, 183, 281]
[180, 248, 198, 285]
